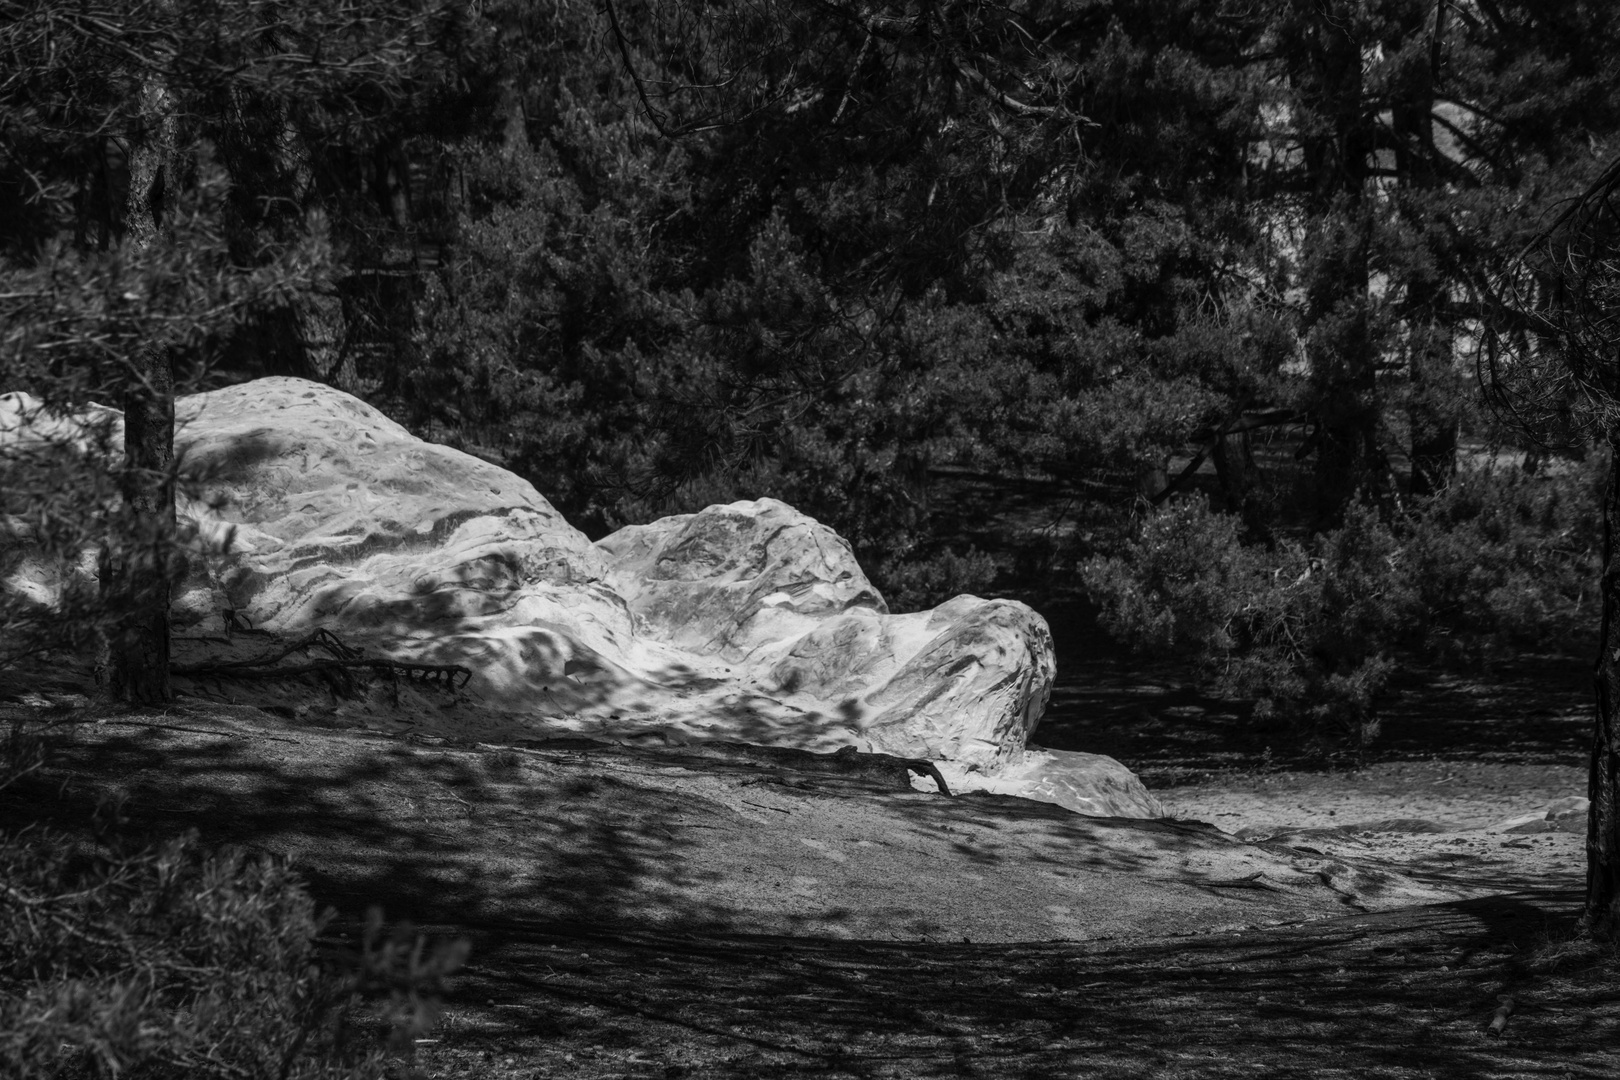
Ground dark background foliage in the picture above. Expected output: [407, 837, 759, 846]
[5, 0, 1617, 721]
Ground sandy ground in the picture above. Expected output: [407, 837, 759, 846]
[1024, 619, 1597, 913]
[1153, 760, 1589, 903]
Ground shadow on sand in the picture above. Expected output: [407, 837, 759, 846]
[388, 888, 1607, 1079]
[3, 702, 1612, 1079]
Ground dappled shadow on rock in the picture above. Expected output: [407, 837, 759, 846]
[0, 710, 731, 932]
[0, 701, 1442, 948]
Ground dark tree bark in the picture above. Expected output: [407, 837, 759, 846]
[1287, 2, 1378, 526]
[1397, 0, 1458, 499]
[106, 347, 175, 706]
[95, 79, 183, 708]
[1590, 437, 1620, 934]
[1211, 430, 1252, 504]
[1406, 319, 1459, 498]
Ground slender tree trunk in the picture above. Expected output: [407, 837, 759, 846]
[1304, 205, 1376, 523]
[1590, 437, 1620, 934]
[107, 347, 175, 705]
[102, 79, 180, 706]
[1399, 1, 1458, 499]
[1290, 2, 1377, 527]
[1406, 316, 1458, 497]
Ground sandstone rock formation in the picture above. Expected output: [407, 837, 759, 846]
[2, 377, 1163, 819]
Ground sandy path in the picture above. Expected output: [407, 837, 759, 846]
[1154, 759, 1589, 896]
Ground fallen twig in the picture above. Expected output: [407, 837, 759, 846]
[173, 656, 472, 689]
[1488, 995, 1515, 1036]
[177, 628, 361, 671]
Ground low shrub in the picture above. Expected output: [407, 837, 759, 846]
[0, 730, 467, 1079]
[1080, 496, 1404, 745]
[877, 545, 1000, 613]
[1079, 460, 1601, 746]
[1401, 459, 1601, 658]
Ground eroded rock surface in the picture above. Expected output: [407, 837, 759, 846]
[599, 504, 1056, 771]
[2, 377, 1163, 818]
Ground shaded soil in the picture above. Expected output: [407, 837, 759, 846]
[2, 595, 1614, 1077]
[1030, 599, 1592, 772]
[1031, 601, 1591, 879]
[383, 894, 1614, 1080]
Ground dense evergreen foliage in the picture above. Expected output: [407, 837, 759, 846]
[5, 0, 1618, 705]
[1085, 462, 1602, 744]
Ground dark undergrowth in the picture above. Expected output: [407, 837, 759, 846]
[1033, 598, 1593, 784]
[933, 460, 1600, 762]
[344, 898, 1618, 1080]
[0, 721, 466, 1080]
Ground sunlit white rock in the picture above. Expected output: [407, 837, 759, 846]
[3, 376, 1164, 819]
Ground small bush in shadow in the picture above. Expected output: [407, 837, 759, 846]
[877, 545, 1000, 613]
[1081, 496, 1403, 746]
[1080, 462, 1600, 748]
[1401, 459, 1601, 660]
[0, 727, 468, 1079]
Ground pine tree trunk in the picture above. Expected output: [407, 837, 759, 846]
[99, 77, 181, 706]
[1399, 1, 1458, 500]
[108, 347, 175, 706]
[1305, 206, 1376, 524]
[1290, 2, 1377, 527]
[1406, 315, 1458, 498]
[1589, 437, 1620, 935]
[1211, 430, 1256, 510]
